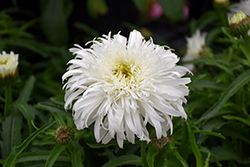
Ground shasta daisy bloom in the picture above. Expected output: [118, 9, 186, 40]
[62, 30, 191, 148]
[0, 51, 18, 81]
[182, 29, 207, 71]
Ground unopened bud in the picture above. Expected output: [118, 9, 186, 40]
[55, 126, 74, 145]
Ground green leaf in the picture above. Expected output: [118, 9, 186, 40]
[37, 102, 71, 117]
[189, 80, 226, 90]
[210, 145, 242, 162]
[133, 0, 147, 12]
[178, 121, 189, 161]
[146, 146, 159, 167]
[186, 119, 203, 167]
[70, 141, 84, 167]
[16, 151, 70, 164]
[194, 130, 226, 140]
[17, 76, 35, 103]
[222, 115, 250, 127]
[102, 155, 141, 167]
[170, 143, 189, 167]
[158, 0, 184, 22]
[197, 69, 250, 124]
[41, 0, 68, 45]
[12, 102, 34, 132]
[1, 110, 23, 159]
[3, 122, 55, 167]
[45, 144, 67, 167]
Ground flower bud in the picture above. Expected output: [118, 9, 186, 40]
[151, 135, 171, 150]
[55, 126, 74, 145]
[0, 51, 18, 85]
[228, 11, 250, 35]
[213, 0, 230, 8]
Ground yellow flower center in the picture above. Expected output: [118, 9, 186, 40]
[111, 61, 141, 87]
[229, 11, 247, 24]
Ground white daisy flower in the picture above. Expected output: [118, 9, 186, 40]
[229, 0, 250, 35]
[182, 29, 207, 71]
[62, 30, 191, 148]
[0, 51, 18, 80]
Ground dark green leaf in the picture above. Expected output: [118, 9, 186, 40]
[1, 110, 22, 159]
[13, 102, 34, 132]
[17, 76, 35, 103]
[197, 69, 250, 124]
[3, 122, 55, 167]
[16, 151, 70, 163]
[41, 0, 68, 45]
[102, 155, 141, 167]
[186, 119, 203, 167]
[223, 115, 250, 127]
[146, 146, 159, 167]
[37, 102, 71, 117]
[158, 0, 184, 22]
[45, 144, 67, 167]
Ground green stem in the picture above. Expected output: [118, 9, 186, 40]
[4, 84, 12, 118]
[141, 141, 148, 167]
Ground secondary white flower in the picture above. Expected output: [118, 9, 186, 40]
[0, 51, 18, 80]
[182, 29, 207, 71]
[62, 30, 191, 148]
[229, 0, 250, 35]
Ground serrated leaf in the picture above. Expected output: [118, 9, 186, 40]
[186, 119, 203, 167]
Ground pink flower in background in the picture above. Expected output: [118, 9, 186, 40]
[148, 0, 163, 19]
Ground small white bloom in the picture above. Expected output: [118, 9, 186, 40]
[228, 0, 250, 35]
[182, 29, 207, 71]
[62, 30, 191, 148]
[0, 51, 18, 79]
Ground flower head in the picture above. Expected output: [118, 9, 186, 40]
[228, 11, 250, 35]
[0, 51, 18, 84]
[182, 29, 207, 71]
[62, 30, 191, 148]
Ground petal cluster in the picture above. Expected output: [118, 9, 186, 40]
[62, 30, 191, 148]
[182, 29, 207, 71]
[0, 51, 18, 80]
